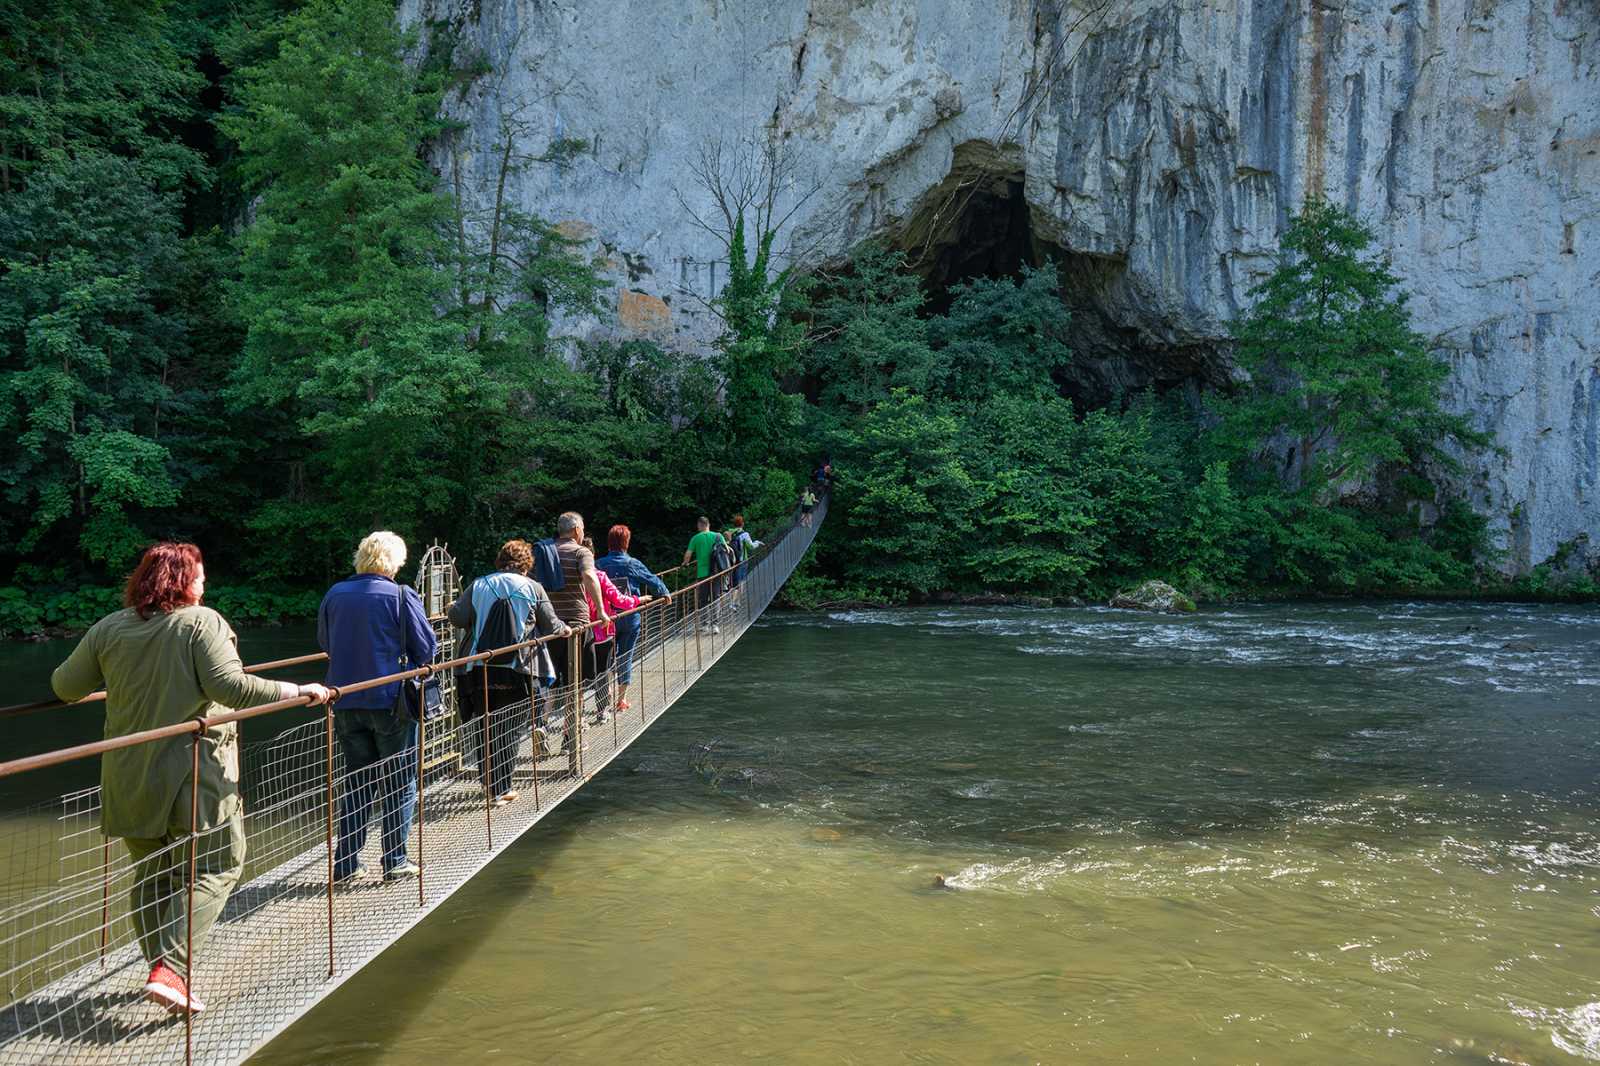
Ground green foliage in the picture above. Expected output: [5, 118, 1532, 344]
[804, 243, 933, 410]
[218, 0, 609, 581]
[0, 152, 185, 565]
[0, 0, 206, 193]
[0, 583, 320, 639]
[1220, 200, 1488, 490]
[928, 265, 1073, 402]
[221, 0, 466, 537]
[960, 394, 1099, 589]
[829, 391, 980, 597]
[1159, 461, 1249, 593]
[713, 215, 805, 459]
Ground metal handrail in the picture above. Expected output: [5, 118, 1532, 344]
[0, 550, 761, 780]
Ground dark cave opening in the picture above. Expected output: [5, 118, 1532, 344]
[894, 140, 1229, 412]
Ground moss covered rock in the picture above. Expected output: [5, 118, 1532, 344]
[1109, 580, 1197, 613]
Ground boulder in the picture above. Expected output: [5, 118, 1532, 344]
[1109, 580, 1197, 613]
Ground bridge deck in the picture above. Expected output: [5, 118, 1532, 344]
[0, 500, 821, 1066]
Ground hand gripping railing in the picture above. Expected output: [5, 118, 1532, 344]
[0, 494, 825, 1066]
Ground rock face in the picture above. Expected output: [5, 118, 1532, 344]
[403, 0, 1598, 573]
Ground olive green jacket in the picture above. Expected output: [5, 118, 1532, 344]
[51, 606, 284, 840]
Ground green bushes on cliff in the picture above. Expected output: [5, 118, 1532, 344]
[795, 211, 1491, 603]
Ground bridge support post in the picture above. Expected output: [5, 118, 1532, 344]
[416, 702, 426, 907]
[324, 703, 335, 978]
[568, 630, 582, 778]
[99, 838, 109, 967]
[694, 582, 704, 673]
[481, 670, 493, 846]
[187, 732, 200, 1065]
[528, 663, 542, 811]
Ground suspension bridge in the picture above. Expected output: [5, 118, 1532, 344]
[0, 498, 826, 1065]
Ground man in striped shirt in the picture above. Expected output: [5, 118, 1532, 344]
[547, 512, 611, 732]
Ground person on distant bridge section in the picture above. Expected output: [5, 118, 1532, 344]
[319, 532, 437, 884]
[725, 514, 762, 591]
[595, 524, 670, 714]
[799, 487, 818, 527]
[50, 541, 331, 1017]
[581, 536, 653, 724]
[448, 539, 569, 804]
[683, 516, 725, 634]
[545, 513, 612, 748]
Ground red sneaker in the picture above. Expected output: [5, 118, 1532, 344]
[143, 961, 206, 1015]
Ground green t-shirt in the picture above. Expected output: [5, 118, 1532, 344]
[687, 530, 722, 578]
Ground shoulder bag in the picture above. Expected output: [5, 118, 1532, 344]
[395, 584, 445, 721]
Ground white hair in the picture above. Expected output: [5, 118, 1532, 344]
[353, 531, 407, 576]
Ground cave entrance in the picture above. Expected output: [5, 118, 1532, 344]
[894, 140, 1228, 410]
[898, 141, 1040, 314]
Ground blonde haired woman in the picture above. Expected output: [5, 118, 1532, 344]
[318, 531, 437, 882]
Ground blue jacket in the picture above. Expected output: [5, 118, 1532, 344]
[317, 574, 437, 710]
[532, 539, 564, 591]
[595, 552, 669, 636]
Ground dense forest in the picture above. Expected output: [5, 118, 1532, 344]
[0, 0, 1574, 638]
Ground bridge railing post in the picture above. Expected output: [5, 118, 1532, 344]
[187, 731, 200, 1066]
[569, 629, 583, 778]
[693, 580, 704, 673]
[481, 667, 493, 846]
[416, 686, 426, 907]
[324, 701, 336, 978]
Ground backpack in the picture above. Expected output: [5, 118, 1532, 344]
[711, 538, 736, 574]
[474, 585, 520, 667]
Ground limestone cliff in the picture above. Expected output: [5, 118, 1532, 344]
[403, 0, 1598, 572]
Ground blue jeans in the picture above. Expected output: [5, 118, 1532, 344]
[333, 707, 418, 877]
[614, 616, 641, 684]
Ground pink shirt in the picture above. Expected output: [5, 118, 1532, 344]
[586, 569, 642, 645]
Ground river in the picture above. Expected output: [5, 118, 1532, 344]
[5, 603, 1598, 1063]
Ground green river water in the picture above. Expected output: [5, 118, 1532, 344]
[6, 602, 1599, 1064]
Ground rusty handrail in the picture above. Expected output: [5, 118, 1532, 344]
[0, 551, 764, 781]
[0, 615, 449, 720]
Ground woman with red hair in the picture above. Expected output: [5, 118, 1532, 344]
[52, 542, 330, 1016]
[595, 524, 670, 713]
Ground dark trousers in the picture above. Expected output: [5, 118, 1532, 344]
[461, 669, 530, 797]
[333, 707, 418, 878]
[548, 634, 612, 720]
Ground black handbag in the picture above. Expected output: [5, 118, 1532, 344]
[395, 584, 445, 722]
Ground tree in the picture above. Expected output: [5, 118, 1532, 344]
[961, 394, 1101, 590]
[830, 391, 980, 597]
[0, 0, 205, 195]
[1222, 200, 1486, 494]
[677, 133, 819, 460]
[0, 153, 186, 565]
[928, 265, 1073, 403]
[804, 242, 934, 410]
[221, 0, 492, 571]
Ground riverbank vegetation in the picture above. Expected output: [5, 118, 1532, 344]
[0, 0, 1587, 638]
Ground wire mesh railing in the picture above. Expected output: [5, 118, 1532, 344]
[0, 496, 826, 1066]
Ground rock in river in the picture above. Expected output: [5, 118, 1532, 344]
[1109, 580, 1197, 614]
